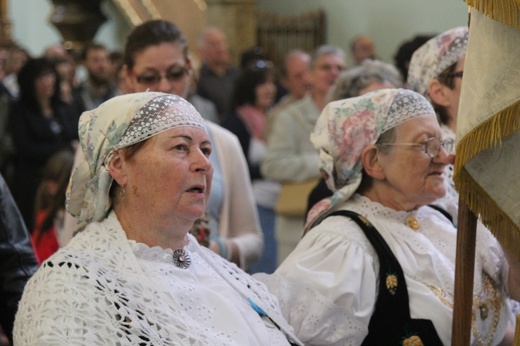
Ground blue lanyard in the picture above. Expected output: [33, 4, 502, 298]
[247, 297, 280, 330]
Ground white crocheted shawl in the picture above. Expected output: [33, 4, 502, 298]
[14, 211, 300, 345]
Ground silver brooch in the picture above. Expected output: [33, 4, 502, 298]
[172, 248, 191, 269]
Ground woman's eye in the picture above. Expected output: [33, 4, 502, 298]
[201, 147, 212, 157]
[173, 144, 188, 152]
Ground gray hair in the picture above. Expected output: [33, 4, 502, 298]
[311, 45, 345, 68]
[328, 59, 403, 102]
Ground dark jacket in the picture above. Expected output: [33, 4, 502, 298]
[0, 173, 38, 343]
[222, 112, 262, 181]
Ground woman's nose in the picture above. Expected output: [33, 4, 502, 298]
[193, 150, 212, 172]
[434, 147, 455, 165]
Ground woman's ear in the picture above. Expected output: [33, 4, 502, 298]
[107, 151, 127, 187]
[428, 79, 450, 107]
[361, 145, 385, 180]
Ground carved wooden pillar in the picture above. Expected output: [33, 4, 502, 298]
[48, 0, 107, 54]
[205, 0, 257, 64]
[0, 0, 15, 47]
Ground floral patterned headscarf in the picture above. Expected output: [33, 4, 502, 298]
[407, 26, 468, 98]
[305, 88, 435, 230]
[66, 92, 205, 232]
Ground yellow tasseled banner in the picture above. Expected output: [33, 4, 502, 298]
[454, 101, 520, 258]
[465, 0, 520, 30]
[455, 167, 520, 257]
[514, 314, 520, 345]
[455, 100, 520, 169]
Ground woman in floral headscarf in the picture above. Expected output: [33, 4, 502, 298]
[407, 28, 468, 224]
[408, 26, 468, 144]
[13, 92, 301, 346]
[256, 88, 518, 345]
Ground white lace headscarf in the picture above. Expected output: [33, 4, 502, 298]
[66, 92, 205, 232]
[407, 26, 468, 99]
[304, 88, 435, 230]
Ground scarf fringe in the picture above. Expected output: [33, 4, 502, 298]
[465, 0, 520, 30]
[454, 100, 520, 169]
[456, 167, 520, 257]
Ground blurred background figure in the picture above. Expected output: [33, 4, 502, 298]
[186, 72, 220, 124]
[328, 59, 402, 102]
[197, 26, 240, 121]
[261, 45, 345, 264]
[72, 42, 119, 112]
[2, 46, 29, 100]
[406, 26, 469, 223]
[108, 50, 124, 82]
[31, 150, 74, 264]
[43, 43, 79, 90]
[0, 45, 29, 186]
[223, 60, 279, 273]
[266, 49, 312, 137]
[8, 57, 78, 231]
[350, 35, 377, 65]
[51, 57, 76, 104]
[393, 33, 436, 84]
[276, 49, 311, 107]
[408, 27, 467, 144]
[0, 173, 38, 346]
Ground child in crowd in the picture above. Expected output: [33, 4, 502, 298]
[31, 150, 74, 264]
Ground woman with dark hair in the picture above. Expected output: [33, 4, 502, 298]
[8, 57, 78, 230]
[223, 61, 278, 273]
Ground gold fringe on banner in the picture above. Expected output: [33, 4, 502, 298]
[454, 99, 520, 169]
[454, 100, 520, 259]
[456, 167, 520, 257]
[515, 315, 520, 345]
[465, 0, 520, 30]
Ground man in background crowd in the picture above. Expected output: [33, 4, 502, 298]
[197, 27, 240, 121]
[350, 35, 377, 65]
[72, 42, 119, 112]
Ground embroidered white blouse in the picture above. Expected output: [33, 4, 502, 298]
[256, 194, 513, 346]
[14, 211, 301, 346]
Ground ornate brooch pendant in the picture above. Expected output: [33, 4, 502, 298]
[172, 248, 191, 269]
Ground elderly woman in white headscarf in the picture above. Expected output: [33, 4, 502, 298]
[407, 27, 467, 232]
[408, 26, 468, 144]
[256, 88, 516, 345]
[13, 92, 301, 346]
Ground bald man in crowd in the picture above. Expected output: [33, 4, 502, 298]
[265, 49, 311, 139]
[351, 35, 377, 65]
[197, 27, 240, 121]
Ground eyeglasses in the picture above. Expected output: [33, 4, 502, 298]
[133, 66, 188, 85]
[446, 70, 463, 79]
[378, 137, 454, 158]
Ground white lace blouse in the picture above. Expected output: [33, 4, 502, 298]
[256, 194, 513, 346]
[14, 211, 300, 346]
